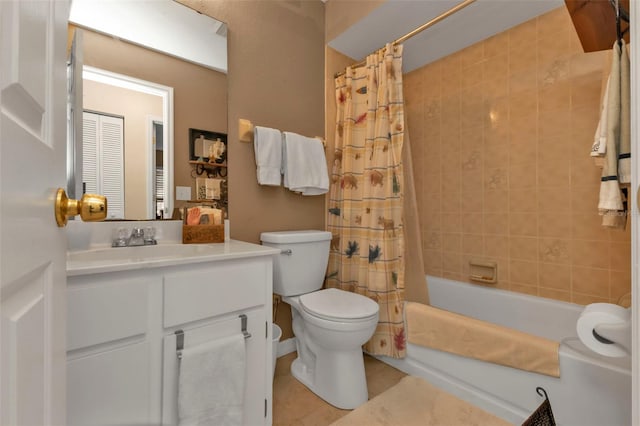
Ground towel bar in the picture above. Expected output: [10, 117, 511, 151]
[176, 329, 185, 359]
[239, 314, 252, 339]
[239, 118, 325, 147]
[175, 315, 251, 360]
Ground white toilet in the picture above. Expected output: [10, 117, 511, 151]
[261, 230, 379, 410]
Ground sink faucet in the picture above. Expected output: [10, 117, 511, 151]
[127, 227, 145, 246]
[112, 226, 157, 247]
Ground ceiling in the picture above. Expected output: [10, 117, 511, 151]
[328, 0, 564, 73]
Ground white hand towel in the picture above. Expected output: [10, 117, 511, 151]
[254, 126, 283, 186]
[282, 131, 329, 196]
[618, 40, 631, 184]
[178, 334, 245, 426]
[598, 41, 623, 214]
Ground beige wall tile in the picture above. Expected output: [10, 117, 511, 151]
[442, 191, 461, 213]
[538, 213, 571, 238]
[571, 239, 609, 269]
[462, 234, 484, 256]
[572, 293, 608, 305]
[461, 190, 483, 213]
[539, 263, 571, 291]
[484, 235, 509, 258]
[509, 190, 537, 213]
[537, 187, 571, 213]
[539, 238, 571, 264]
[484, 144, 509, 169]
[442, 232, 462, 252]
[509, 213, 538, 236]
[610, 241, 631, 271]
[485, 190, 509, 212]
[510, 259, 538, 286]
[611, 269, 631, 304]
[442, 251, 462, 273]
[462, 213, 483, 234]
[509, 164, 536, 189]
[442, 213, 462, 233]
[572, 266, 609, 298]
[484, 213, 509, 236]
[485, 168, 509, 191]
[572, 213, 610, 241]
[539, 288, 571, 302]
[485, 31, 510, 58]
[509, 236, 538, 261]
[461, 170, 483, 193]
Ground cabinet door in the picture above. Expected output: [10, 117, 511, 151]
[162, 310, 266, 426]
[67, 341, 152, 425]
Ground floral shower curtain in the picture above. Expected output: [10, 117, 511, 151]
[326, 43, 406, 358]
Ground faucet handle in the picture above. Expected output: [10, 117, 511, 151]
[144, 226, 157, 245]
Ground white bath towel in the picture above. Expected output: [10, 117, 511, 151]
[282, 131, 329, 196]
[598, 41, 624, 215]
[178, 334, 245, 426]
[618, 40, 631, 184]
[254, 126, 283, 186]
[591, 75, 610, 159]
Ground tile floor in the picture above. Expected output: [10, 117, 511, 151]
[272, 352, 407, 426]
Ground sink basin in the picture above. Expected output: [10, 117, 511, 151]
[67, 243, 219, 263]
[66, 240, 280, 276]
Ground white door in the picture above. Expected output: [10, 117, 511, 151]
[0, 0, 69, 424]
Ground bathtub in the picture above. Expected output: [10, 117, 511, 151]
[376, 276, 631, 426]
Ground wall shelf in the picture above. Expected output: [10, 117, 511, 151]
[189, 161, 227, 168]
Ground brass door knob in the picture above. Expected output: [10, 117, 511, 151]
[55, 188, 108, 227]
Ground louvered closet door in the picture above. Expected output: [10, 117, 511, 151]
[82, 111, 124, 219]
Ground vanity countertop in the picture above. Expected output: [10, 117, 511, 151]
[67, 240, 280, 276]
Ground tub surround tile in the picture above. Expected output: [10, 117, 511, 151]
[405, 6, 628, 305]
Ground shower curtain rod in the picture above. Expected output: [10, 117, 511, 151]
[334, 0, 477, 78]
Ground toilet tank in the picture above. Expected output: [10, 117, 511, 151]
[260, 230, 332, 296]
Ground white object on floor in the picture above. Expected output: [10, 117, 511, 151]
[178, 334, 246, 425]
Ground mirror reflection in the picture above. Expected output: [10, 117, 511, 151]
[67, 0, 228, 220]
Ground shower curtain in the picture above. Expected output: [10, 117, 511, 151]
[326, 43, 409, 358]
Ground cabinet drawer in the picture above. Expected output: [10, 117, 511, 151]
[163, 258, 268, 328]
[67, 277, 149, 351]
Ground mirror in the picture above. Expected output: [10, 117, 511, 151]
[67, 0, 228, 220]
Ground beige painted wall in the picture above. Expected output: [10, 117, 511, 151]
[404, 7, 630, 306]
[83, 79, 163, 219]
[178, 0, 326, 340]
[80, 28, 228, 211]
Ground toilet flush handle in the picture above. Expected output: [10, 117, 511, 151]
[281, 249, 293, 255]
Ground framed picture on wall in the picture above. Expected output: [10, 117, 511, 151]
[188, 128, 227, 163]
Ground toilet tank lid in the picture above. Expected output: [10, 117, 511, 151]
[260, 230, 331, 244]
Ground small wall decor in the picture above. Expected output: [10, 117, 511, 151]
[188, 128, 227, 162]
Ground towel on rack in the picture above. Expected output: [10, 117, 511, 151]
[598, 41, 624, 217]
[590, 75, 610, 164]
[618, 40, 631, 184]
[254, 126, 283, 186]
[178, 334, 245, 426]
[282, 131, 329, 196]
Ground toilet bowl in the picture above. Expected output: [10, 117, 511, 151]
[260, 230, 379, 409]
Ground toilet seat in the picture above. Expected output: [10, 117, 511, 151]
[299, 288, 379, 322]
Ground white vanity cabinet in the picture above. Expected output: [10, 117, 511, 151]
[66, 241, 277, 426]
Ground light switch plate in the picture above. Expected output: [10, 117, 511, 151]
[175, 186, 191, 201]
